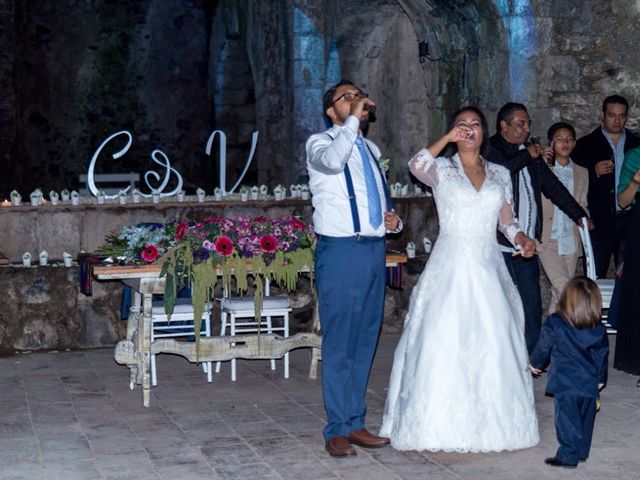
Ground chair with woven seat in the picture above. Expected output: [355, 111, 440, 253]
[150, 298, 213, 386]
[215, 280, 291, 381]
[578, 218, 616, 333]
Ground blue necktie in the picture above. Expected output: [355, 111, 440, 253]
[355, 137, 382, 229]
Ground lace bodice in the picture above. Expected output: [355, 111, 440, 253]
[409, 149, 521, 245]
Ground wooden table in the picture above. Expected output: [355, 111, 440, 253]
[94, 253, 406, 407]
[94, 263, 321, 407]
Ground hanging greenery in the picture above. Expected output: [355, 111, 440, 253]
[156, 216, 315, 354]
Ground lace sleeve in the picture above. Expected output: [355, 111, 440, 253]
[408, 148, 439, 188]
[496, 166, 523, 246]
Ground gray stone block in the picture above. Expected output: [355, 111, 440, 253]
[35, 210, 82, 261]
[0, 210, 38, 262]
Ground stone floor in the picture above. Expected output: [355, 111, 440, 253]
[1, 335, 639, 480]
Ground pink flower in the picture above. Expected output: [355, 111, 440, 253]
[237, 237, 252, 247]
[141, 244, 159, 263]
[222, 219, 234, 229]
[214, 236, 234, 257]
[175, 222, 189, 242]
[259, 234, 278, 253]
[237, 226, 252, 237]
[202, 240, 215, 251]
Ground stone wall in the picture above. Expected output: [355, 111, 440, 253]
[0, 265, 124, 355]
[536, 0, 640, 135]
[0, 0, 630, 353]
[3, 0, 640, 195]
[2, 0, 211, 196]
[0, 197, 436, 263]
[0, 254, 427, 355]
[0, 197, 438, 353]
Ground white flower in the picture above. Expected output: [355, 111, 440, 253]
[378, 158, 391, 172]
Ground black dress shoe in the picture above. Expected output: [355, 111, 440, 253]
[545, 457, 577, 468]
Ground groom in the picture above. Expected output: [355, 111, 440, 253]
[306, 80, 401, 457]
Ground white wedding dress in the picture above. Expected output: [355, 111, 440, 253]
[380, 149, 539, 452]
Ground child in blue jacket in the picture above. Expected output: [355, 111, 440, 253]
[530, 276, 609, 469]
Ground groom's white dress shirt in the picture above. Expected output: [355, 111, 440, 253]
[306, 115, 389, 238]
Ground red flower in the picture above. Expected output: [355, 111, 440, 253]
[141, 244, 159, 263]
[259, 234, 278, 253]
[214, 236, 234, 257]
[291, 218, 306, 232]
[175, 222, 189, 242]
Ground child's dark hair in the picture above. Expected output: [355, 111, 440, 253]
[556, 276, 602, 329]
[547, 122, 576, 142]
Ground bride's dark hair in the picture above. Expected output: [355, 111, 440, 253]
[442, 106, 489, 159]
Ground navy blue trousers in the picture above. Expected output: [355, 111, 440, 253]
[502, 252, 542, 355]
[591, 213, 630, 278]
[607, 276, 622, 329]
[554, 395, 597, 465]
[315, 235, 386, 441]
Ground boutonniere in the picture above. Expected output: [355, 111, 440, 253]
[378, 158, 391, 173]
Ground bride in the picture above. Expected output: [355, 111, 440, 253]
[380, 106, 539, 452]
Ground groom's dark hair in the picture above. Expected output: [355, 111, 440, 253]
[442, 106, 489, 159]
[322, 79, 359, 112]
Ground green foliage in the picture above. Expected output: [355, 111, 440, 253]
[159, 241, 315, 356]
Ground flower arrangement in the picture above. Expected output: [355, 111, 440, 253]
[161, 216, 315, 332]
[99, 216, 315, 346]
[97, 223, 176, 264]
[168, 215, 312, 264]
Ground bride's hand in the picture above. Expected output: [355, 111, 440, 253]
[514, 232, 536, 258]
[528, 364, 542, 377]
[447, 125, 474, 143]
